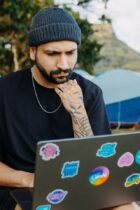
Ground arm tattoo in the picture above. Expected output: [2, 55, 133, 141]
[71, 108, 93, 138]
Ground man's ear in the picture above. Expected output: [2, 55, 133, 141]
[29, 47, 36, 61]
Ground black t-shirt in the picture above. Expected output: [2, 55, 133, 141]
[0, 68, 111, 172]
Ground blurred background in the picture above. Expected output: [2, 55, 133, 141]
[1, 0, 140, 133]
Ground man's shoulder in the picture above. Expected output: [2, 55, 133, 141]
[0, 68, 30, 81]
[0, 68, 30, 86]
[0, 68, 31, 95]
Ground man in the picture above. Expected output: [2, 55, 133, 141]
[0, 7, 138, 210]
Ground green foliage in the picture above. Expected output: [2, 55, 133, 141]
[77, 18, 102, 74]
[78, 0, 92, 6]
[66, 8, 102, 74]
[0, 0, 55, 75]
[0, 0, 103, 75]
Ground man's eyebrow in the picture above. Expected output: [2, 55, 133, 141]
[66, 48, 77, 52]
[44, 48, 77, 53]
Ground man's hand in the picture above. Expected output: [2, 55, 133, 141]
[55, 79, 84, 114]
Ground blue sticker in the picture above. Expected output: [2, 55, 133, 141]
[135, 150, 140, 165]
[61, 161, 80, 178]
[36, 204, 51, 210]
[96, 142, 117, 158]
[125, 173, 140, 187]
[47, 189, 68, 204]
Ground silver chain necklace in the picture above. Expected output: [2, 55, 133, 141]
[31, 75, 62, 114]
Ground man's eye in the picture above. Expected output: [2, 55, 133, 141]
[67, 51, 75, 55]
[47, 52, 58, 56]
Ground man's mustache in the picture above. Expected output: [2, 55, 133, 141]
[51, 69, 72, 75]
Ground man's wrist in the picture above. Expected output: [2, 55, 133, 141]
[69, 104, 86, 116]
[13, 170, 33, 188]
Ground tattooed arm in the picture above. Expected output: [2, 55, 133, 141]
[55, 79, 93, 137]
[70, 104, 93, 137]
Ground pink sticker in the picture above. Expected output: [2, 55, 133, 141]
[39, 143, 60, 161]
[117, 152, 134, 168]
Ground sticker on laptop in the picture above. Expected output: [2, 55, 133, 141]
[124, 173, 140, 187]
[117, 152, 134, 168]
[135, 150, 140, 165]
[89, 166, 110, 186]
[39, 143, 60, 161]
[61, 161, 80, 178]
[36, 204, 51, 210]
[46, 189, 68, 204]
[96, 142, 117, 158]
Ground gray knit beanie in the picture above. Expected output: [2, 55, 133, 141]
[29, 7, 81, 46]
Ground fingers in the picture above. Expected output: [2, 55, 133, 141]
[58, 79, 77, 89]
[55, 79, 79, 96]
[55, 88, 62, 95]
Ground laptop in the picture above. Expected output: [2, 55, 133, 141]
[31, 131, 140, 210]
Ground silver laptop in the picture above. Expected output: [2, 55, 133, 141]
[32, 132, 140, 210]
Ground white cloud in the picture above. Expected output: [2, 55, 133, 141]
[55, 0, 140, 52]
[106, 0, 140, 52]
[55, 0, 78, 4]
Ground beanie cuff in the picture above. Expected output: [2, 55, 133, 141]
[29, 23, 81, 46]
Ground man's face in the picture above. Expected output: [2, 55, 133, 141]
[30, 40, 78, 84]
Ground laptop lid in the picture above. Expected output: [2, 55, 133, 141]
[32, 132, 140, 210]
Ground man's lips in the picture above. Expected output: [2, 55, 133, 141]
[53, 73, 69, 78]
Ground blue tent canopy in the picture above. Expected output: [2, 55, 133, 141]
[93, 69, 140, 124]
[106, 97, 140, 123]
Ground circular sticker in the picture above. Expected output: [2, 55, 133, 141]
[89, 166, 110, 186]
[135, 150, 140, 165]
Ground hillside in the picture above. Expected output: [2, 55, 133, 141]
[93, 24, 140, 75]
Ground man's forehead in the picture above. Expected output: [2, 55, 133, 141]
[40, 40, 77, 51]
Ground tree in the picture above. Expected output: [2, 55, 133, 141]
[73, 13, 102, 74]
[0, 0, 55, 75]
[0, 0, 109, 75]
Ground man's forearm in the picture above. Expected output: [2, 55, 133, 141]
[70, 105, 93, 137]
[0, 162, 34, 188]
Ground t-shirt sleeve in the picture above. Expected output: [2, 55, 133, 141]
[86, 87, 111, 136]
[0, 86, 4, 161]
[0, 132, 4, 161]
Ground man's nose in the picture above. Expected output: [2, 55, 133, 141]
[57, 55, 69, 70]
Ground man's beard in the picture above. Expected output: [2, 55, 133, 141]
[35, 53, 73, 84]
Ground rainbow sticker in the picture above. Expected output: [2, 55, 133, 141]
[89, 166, 110, 186]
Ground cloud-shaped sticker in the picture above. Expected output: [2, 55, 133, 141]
[39, 143, 60, 161]
[96, 142, 117, 158]
[125, 173, 140, 187]
[117, 152, 134, 168]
